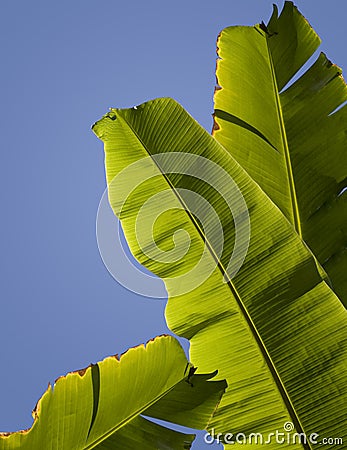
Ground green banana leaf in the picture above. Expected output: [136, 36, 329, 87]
[212, 1, 347, 304]
[93, 97, 347, 448]
[0, 335, 226, 449]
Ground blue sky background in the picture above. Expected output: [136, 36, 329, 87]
[0, 1, 346, 448]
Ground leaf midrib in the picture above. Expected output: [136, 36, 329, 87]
[113, 105, 309, 448]
[84, 368, 183, 450]
[261, 28, 312, 448]
[262, 27, 303, 237]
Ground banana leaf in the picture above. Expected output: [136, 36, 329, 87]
[93, 97, 347, 448]
[0, 335, 225, 449]
[212, 1, 347, 304]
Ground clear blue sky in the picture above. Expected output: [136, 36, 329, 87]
[0, 1, 346, 448]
